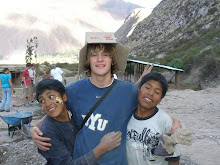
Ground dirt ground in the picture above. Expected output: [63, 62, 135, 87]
[0, 84, 220, 165]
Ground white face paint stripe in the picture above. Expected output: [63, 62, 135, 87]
[56, 97, 63, 104]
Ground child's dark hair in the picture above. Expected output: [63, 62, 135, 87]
[139, 72, 168, 99]
[36, 79, 66, 101]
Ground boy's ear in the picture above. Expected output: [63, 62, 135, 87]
[63, 93, 67, 102]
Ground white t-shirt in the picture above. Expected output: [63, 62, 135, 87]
[28, 69, 36, 84]
[126, 109, 180, 165]
[50, 67, 63, 82]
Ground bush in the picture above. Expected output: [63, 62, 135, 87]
[200, 57, 220, 81]
[181, 49, 199, 72]
[168, 59, 183, 69]
[208, 7, 217, 15]
[56, 62, 78, 71]
[43, 61, 50, 67]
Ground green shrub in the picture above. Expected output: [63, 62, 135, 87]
[56, 62, 78, 71]
[43, 61, 50, 67]
[208, 7, 217, 15]
[181, 50, 199, 72]
[168, 59, 183, 69]
[193, 83, 202, 91]
[200, 57, 220, 81]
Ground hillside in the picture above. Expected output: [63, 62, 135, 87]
[116, 0, 220, 87]
[0, 0, 140, 64]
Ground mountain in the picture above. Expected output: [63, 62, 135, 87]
[0, 0, 141, 64]
[116, 0, 220, 87]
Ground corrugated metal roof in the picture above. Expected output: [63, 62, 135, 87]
[127, 59, 184, 72]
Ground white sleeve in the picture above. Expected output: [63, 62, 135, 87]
[58, 68, 63, 74]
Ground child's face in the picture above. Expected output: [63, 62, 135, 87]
[38, 89, 67, 121]
[138, 80, 163, 112]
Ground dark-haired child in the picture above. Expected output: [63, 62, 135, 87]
[36, 79, 121, 165]
[126, 73, 191, 165]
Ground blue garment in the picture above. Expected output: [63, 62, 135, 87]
[0, 74, 12, 89]
[0, 74, 12, 111]
[66, 78, 138, 165]
[38, 115, 98, 165]
[0, 88, 12, 111]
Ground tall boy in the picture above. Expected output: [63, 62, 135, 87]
[36, 79, 122, 165]
[127, 73, 182, 165]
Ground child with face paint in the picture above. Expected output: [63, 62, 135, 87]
[36, 79, 122, 165]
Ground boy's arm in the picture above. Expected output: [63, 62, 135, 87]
[39, 130, 122, 165]
[171, 117, 182, 134]
[31, 116, 52, 151]
[135, 64, 154, 87]
[93, 131, 121, 158]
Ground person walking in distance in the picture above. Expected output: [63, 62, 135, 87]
[50, 64, 64, 83]
[0, 68, 15, 112]
[22, 63, 32, 106]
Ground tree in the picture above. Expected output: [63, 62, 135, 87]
[25, 37, 38, 63]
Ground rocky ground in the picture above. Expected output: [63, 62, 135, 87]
[0, 84, 220, 165]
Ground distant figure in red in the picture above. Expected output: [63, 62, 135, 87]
[22, 63, 32, 106]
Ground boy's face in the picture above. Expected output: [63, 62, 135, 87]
[138, 80, 163, 113]
[38, 89, 67, 121]
[89, 50, 112, 77]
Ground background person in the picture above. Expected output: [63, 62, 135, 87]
[50, 64, 64, 82]
[28, 63, 37, 102]
[42, 68, 53, 80]
[22, 63, 32, 106]
[0, 68, 15, 112]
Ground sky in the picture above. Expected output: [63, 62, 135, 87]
[124, 0, 162, 10]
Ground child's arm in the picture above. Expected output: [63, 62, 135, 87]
[135, 64, 154, 87]
[171, 117, 182, 134]
[39, 130, 122, 165]
[93, 131, 121, 158]
[30, 116, 52, 151]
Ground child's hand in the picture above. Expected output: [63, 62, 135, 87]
[99, 131, 122, 152]
[160, 128, 193, 154]
[31, 126, 51, 151]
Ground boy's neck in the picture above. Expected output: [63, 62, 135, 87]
[54, 106, 70, 122]
[135, 106, 157, 118]
[90, 74, 113, 88]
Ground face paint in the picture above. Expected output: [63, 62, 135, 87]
[56, 97, 63, 104]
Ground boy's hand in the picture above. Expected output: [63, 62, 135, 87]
[142, 64, 154, 76]
[93, 131, 122, 159]
[99, 131, 122, 152]
[30, 126, 51, 151]
[160, 128, 193, 154]
[136, 64, 154, 86]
